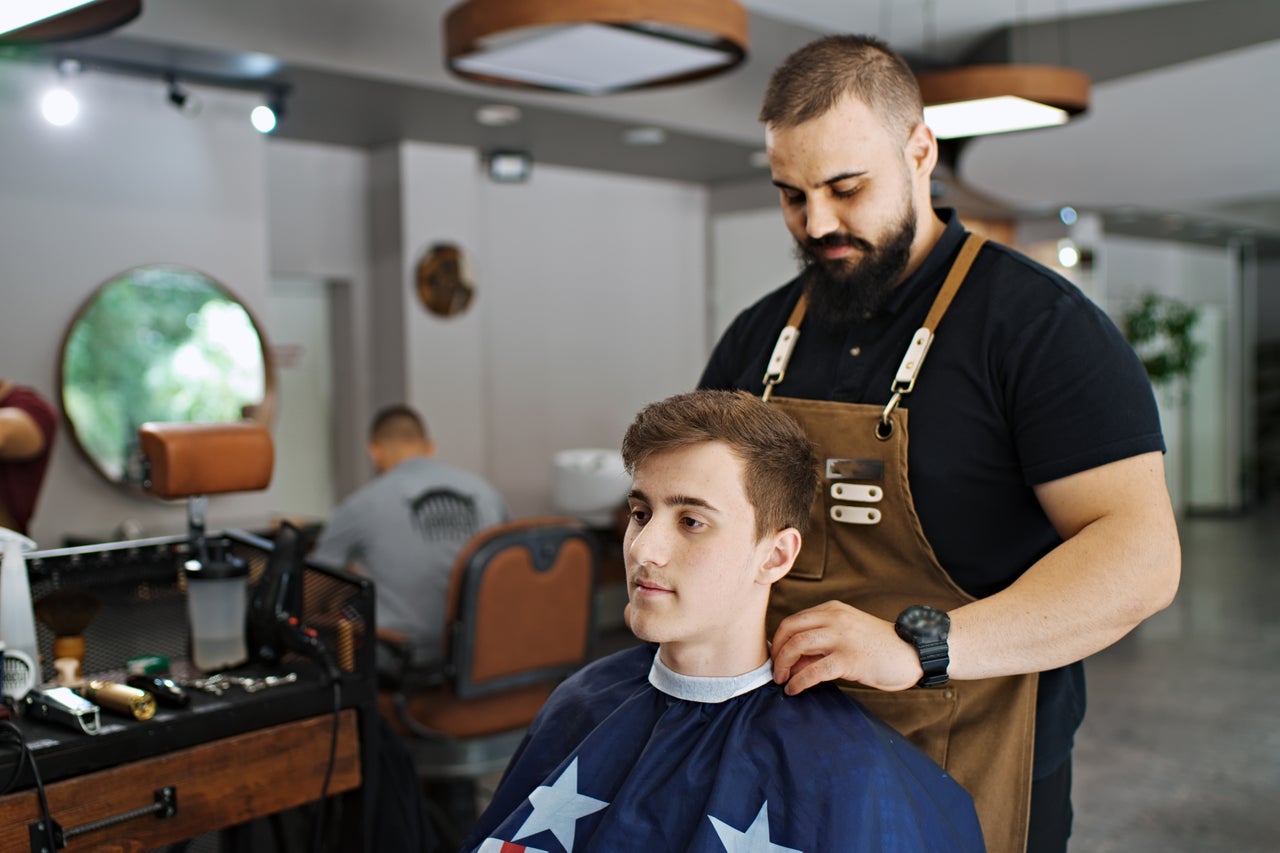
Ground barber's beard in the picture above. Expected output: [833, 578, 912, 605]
[797, 205, 916, 334]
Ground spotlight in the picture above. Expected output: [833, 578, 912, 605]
[250, 89, 285, 134]
[41, 86, 79, 125]
[1057, 239, 1080, 269]
[40, 57, 80, 126]
[165, 74, 203, 117]
[250, 104, 276, 134]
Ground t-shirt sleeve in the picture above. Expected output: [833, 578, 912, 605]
[1004, 295, 1165, 486]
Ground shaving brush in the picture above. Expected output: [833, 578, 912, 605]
[34, 589, 101, 684]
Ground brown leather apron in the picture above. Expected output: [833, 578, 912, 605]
[763, 235, 1037, 853]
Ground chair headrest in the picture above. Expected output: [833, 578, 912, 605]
[138, 421, 274, 499]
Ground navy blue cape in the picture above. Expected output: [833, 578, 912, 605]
[464, 645, 984, 852]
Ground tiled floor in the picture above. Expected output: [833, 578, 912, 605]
[1069, 504, 1280, 851]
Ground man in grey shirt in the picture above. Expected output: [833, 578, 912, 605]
[311, 404, 509, 658]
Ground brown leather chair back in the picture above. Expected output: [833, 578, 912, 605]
[381, 517, 598, 742]
[444, 517, 596, 699]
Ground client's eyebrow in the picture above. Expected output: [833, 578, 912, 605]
[629, 488, 720, 514]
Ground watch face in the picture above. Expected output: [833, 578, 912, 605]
[898, 605, 950, 642]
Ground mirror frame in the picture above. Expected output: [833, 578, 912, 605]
[57, 264, 276, 494]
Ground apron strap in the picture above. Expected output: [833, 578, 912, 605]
[761, 292, 809, 402]
[880, 233, 987, 432]
[760, 233, 988, 409]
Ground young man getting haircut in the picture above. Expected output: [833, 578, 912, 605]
[464, 390, 983, 852]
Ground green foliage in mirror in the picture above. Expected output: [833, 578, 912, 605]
[61, 265, 267, 485]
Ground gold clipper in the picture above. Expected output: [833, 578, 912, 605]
[79, 680, 158, 721]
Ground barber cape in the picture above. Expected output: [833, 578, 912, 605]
[464, 644, 984, 852]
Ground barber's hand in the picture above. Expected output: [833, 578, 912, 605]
[771, 601, 921, 695]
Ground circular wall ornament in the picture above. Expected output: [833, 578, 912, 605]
[415, 243, 475, 318]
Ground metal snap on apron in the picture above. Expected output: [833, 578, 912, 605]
[764, 235, 1037, 853]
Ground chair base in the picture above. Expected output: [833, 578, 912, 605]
[407, 727, 528, 781]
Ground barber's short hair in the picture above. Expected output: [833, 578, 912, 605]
[621, 390, 820, 539]
[369, 404, 428, 443]
[760, 34, 923, 144]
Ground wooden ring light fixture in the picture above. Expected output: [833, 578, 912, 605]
[445, 0, 749, 94]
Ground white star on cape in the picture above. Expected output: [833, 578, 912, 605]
[513, 757, 608, 851]
[709, 801, 802, 853]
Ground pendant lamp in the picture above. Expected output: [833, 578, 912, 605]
[0, 0, 141, 42]
[917, 64, 1090, 140]
[444, 0, 749, 95]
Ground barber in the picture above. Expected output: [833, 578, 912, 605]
[0, 379, 56, 536]
[698, 34, 1181, 853]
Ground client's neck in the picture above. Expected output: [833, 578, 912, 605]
[656, 632, 769, 679]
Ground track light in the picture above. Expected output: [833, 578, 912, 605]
[28, 52, 292, 134]
[165, 74, 203, 117]
[250, 88, 285, 134]
[41, 57, 80, 126]
[41, 86, 78, 125]
[250, 104, 276, 134]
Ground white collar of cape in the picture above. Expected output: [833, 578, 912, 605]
[647, 650, 774, 703]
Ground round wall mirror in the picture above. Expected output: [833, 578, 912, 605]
[59, 264, 274, 491]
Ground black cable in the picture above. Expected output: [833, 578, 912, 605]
[310, 654, 342, 853]
[1, 719, 59, 851]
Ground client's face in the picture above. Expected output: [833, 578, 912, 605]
[623, 441, 775, 676]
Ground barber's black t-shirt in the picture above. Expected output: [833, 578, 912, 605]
[700, 209, 1164, 776]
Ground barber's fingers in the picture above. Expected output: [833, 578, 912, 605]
[771, 601, 918, 694]
[770, 601, 853, 681]
[779, 652, 848, 695]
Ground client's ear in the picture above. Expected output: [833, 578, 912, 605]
[758, 528, 802, 585]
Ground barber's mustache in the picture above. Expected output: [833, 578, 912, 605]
[805, 232, 875, 254]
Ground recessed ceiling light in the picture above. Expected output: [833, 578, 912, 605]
[623, 126, 666, 146]
[475, 104, 522, 126]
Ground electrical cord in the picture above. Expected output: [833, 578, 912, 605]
[1, 719, 59, 852]
[308, 641, 343, 853]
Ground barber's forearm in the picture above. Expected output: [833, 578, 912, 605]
[0, 409, 46, 460]
[946, 514, 1180, 681]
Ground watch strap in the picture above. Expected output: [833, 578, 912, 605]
[916, 639, 950, 687]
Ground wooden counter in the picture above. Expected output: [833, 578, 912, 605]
[0, 709, 360, 851]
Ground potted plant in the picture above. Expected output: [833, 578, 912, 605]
[1120, 293, 1202, 387]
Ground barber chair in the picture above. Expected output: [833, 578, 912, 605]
[377, 517, 597, 845]
[132, 421, 382, 849]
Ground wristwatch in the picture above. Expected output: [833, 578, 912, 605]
[895, 605, 951, 687]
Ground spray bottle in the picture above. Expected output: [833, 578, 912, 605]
[0, 527, 40, 698]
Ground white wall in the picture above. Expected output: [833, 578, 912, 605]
[477, 162, 708, 513]
[265, 140, 372, 499]
[0, 63, 276, 547]
[709, 208, 798, 349]
[390, 143, 709, 515]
